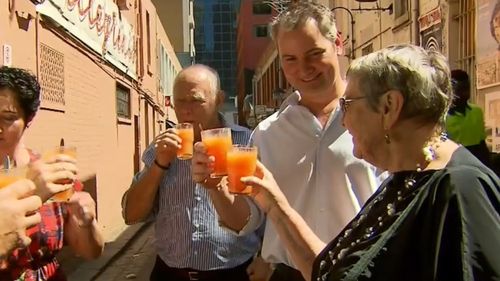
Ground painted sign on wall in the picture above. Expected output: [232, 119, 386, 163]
[419, 7, 442, 52]
[476, 0, 500, 89]
[37, 0, 137, 78]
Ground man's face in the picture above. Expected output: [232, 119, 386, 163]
[277, 19, 341, 99]
[452, 80, 470, 103]
[173, 71, 220, 132]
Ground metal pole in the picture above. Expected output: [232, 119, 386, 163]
[331, 6, 355, 60]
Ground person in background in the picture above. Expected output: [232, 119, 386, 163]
[192, 3, 378, 281]
[242, 44, 500, 281]
[122, 64, 262, 281]
[0, 66, 104, 281]
[446, 69, 491, 166]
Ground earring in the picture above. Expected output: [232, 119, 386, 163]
[384, 133, 391, 144]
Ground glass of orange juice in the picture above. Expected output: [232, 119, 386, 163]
[0, 166, 27, 190]
[176, 123, 194, 160]
[226, 145, 258, 194]
[43, 146, 77, 202]
[201, 128, 232, 177]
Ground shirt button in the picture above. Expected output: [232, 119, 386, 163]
[194, 223, 199, 228]
[194, 251, 198, 255]
[195, 196, 201, 201]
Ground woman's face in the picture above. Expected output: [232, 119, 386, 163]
[342, 77, 386, 166]
[0, 89, 26, 157]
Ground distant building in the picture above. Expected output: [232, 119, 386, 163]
[194, 0, 241, 100]
[153, 0, 196, 67]
[236, 0, 277, 126]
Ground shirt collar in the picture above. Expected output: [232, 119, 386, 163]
[275, 91, 341, 128]
[276, 90, 300, 116]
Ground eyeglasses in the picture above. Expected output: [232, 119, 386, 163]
[339, 96, 366, 112]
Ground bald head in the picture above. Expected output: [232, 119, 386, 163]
[174, 64, 221, 97]
[173, 64, 224, 129]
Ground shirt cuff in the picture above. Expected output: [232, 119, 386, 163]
[219, 196, 265, 236]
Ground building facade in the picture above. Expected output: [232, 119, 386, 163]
[250, 0, 487, 137]
[194, 0, 240, 100]
[236, 0, 276, 126]
[0, 0, 181, 241]
[153, 0, 195, 67]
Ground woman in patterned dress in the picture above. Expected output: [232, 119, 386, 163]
[0, 66, 104, 281]
[240, 44, 500, 281]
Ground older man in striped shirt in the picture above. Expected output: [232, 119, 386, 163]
[122, 64, 263, 281]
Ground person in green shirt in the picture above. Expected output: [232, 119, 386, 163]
[446, 69, 491, 166]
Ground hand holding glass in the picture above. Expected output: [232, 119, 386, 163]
[0, 167, 34, 268]
[201, 128, 232, 177]
[43, 146, 77, 202]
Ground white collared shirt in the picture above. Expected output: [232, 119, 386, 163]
[249, 92, 379, 267]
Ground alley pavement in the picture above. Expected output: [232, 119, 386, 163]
[59, 222, 156, 281]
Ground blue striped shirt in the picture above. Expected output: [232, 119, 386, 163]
[136, 122, 261, 270]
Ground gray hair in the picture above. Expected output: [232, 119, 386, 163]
[270, 1, 338, 43]
[175, 64, 221, 95]
[346, 44, 452, 127]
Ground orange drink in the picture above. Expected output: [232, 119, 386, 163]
[201, 128, 232, 177]
[227, 146, 257, 194]
[0, 166, 26, 190]
[176, 123, 194, 160]
[43, 146, 77, 202]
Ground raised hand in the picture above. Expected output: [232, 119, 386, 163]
[67, 191, 97, 228]
[241, 161, 289, 214]
[154, 128, 182, 168]
[0, 179, 42, 259]
[191, 142, 222, 189]
[27, 154, 77, 202]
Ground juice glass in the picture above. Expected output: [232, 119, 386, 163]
[0, 166, 27, 190]
[176, 123, 194, 160]
[226, 146, 258, 194]
[201, 128, 232, 177]
[43, 146, 77, 202]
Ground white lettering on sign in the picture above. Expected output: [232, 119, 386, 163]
[37, 0, 137, 78]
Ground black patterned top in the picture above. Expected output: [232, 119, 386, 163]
[312, 147, 500, 281]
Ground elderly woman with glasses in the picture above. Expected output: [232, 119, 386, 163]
[240, 44, 500, 281]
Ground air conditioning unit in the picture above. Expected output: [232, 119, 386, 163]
[116, 0, 132, 10]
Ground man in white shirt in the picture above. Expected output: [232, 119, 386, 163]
[192, 2, 378, 281]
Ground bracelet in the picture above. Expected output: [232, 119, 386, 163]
[154, 159, 170, 170]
